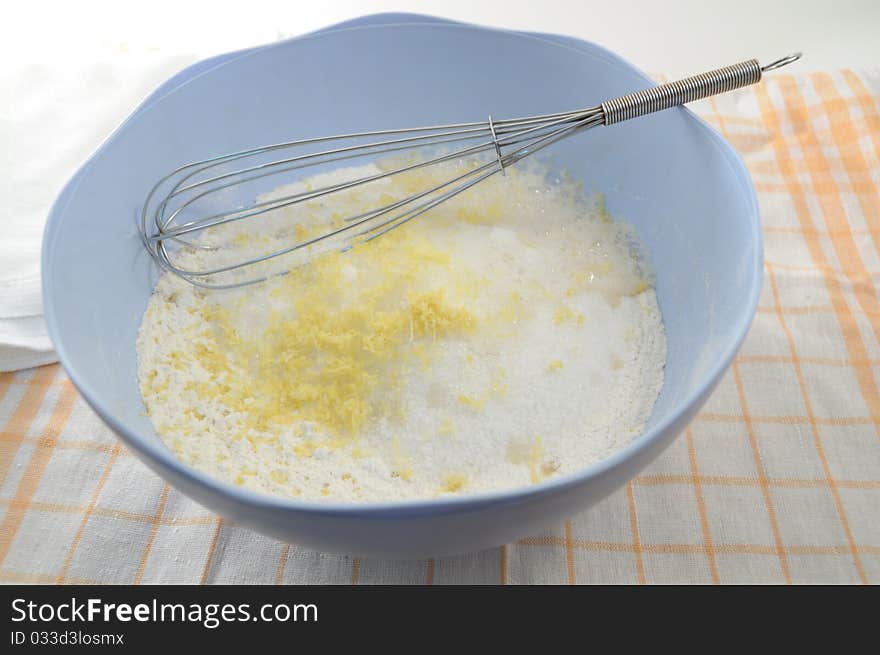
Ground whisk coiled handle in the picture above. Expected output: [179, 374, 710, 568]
[601, 59, 762, 125]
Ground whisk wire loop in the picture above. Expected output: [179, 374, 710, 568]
[139, 53, 801, 289]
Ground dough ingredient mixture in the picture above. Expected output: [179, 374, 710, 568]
[137, 159, 666, 501]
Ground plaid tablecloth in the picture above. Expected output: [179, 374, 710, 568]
[2, 69, 878, 584]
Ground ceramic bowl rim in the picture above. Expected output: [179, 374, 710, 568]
[41, 15, 762, 519]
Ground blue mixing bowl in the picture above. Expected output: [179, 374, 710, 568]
[42, 14, 761, 557]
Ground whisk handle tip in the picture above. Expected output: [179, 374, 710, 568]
[601, 52, 801, 125]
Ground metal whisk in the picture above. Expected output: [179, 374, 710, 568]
[140, 53, 801, 288]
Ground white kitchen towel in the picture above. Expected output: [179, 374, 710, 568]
[0, 50, 197, 372]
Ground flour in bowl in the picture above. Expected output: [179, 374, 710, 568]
[136, 159, 666, 502]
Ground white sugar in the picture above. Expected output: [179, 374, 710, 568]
[137, 160, 666, 502]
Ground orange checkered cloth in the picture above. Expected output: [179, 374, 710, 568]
[1, 70, 878, 584]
